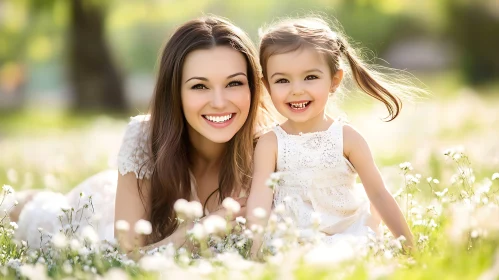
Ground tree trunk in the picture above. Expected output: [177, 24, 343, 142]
[69, 0, 125, 111]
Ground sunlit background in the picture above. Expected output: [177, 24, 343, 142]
[0, 0, 498, 192]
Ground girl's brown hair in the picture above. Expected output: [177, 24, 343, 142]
[145, 16, 267, 243]
[259, 17, 426, 121]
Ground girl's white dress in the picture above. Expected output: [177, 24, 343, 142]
[8, 115, 162, 247]
[272, 119, 379, 244]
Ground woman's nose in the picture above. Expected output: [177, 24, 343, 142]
[210, 88, 228, 109]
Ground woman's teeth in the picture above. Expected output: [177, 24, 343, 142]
[289, 101, 310, 109]
[204, 114, 233, 123]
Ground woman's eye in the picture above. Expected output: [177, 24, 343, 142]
[275, 79, 289, 84]
[227, 80, 243, 87]
[305, 75, 318, 80]
[191, 84, 208, 90]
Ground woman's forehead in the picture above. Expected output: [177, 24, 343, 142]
[182, 46, 248, 82]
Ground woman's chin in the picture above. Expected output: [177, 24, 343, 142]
[206, 133, 237, 144]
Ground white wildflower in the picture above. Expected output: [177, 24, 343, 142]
[2, 185, 14, 194]
[265, 178, 274, 188]
[428, 219, 438, 228]
[274, 204, 286, 215]
[115, 220, 130, 232]
[406, 174, 420, 184]
[174, 198, 189, 215]
[222, 197, 241, 214]
[453, 153, 462, 160]
[433, 179, 440, 184]
[62, 261, 73, 274]
[384, 250, 393, 259]
[70, 239, 81, 251]
[188, 201, 203, 219]
[9, 222, 18, 230]
[492, 173, 499, 181]
[253, 208, 267, 219]
[435, 188, 448, 197]
[134, 219, 152, 235]
[52, 232, 68, 249]
[399, 162, 413, 171]
[189, 223, 206, 240]
[140, 254, 172, 272]
[270, 172, 281, 181]
[304, 241, 356, 266]
[202, 215, 227, 235]
[20, 263, 48, 280]
[271, 238, 284, 249]
[104, 268, 130, 280]
[81, 226, 99, 244]
[236, 216, 246, 225]
[426, 177, 433, 183]
[418, 234, 429, 243]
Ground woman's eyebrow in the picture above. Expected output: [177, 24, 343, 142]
[185, 76, 208, 83]
[185, 72, 246, 84]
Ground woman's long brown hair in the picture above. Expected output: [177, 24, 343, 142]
[141, 16, 266, 243]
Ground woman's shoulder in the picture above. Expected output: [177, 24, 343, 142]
[117, 114, 153, 180]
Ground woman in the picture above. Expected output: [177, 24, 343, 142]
[10, 15, 272, 251]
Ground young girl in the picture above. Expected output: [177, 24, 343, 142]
[247, 17, 421, 255]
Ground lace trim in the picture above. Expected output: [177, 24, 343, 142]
[117, 115, 153, 180]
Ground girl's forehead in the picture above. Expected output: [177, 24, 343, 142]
[267, 47, 329, 73]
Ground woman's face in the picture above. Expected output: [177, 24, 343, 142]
[181, 46, 251, 144]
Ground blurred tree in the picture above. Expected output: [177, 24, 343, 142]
[2, 0, 125, 111]
[69, 0, 125, 111]
[445, 0, 499, 85]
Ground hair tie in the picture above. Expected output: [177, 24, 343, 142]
[337, 39, 347, 55]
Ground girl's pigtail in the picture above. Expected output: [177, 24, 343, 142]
[338, 38, 402, 121]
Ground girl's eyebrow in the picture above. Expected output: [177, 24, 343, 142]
[185, 72, 247, 84]
[270, 68, 324, 79]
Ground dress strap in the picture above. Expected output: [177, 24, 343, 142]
[272, 125, 287, 139]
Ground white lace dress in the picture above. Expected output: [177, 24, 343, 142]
[11, 115, 159, 247]
[272, 120, 379, 245]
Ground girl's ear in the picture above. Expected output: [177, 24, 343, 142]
[330, 69, 344, 92]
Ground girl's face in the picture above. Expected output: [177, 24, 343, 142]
[181, 46, 251, 144]
[265, 46, 342, 127]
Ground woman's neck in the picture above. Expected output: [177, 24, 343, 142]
[188, 131, 226, 173]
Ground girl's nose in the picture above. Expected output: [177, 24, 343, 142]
[291, 82, 305, 96]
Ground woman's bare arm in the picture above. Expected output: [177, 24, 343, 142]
[115, 172, 190, 251]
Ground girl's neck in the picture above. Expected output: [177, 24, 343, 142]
[282, 111, 333, 134]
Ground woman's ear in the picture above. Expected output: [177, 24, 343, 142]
[330, 69, 344, 92]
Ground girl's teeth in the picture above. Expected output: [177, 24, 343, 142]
[290, 102, 309, 108]
[205, 114, 233, 123]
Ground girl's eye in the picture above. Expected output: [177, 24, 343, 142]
[275, 78, 289, 84]
[305, 75, 318, 80]
[227, 80, 243, 87]
[191, 84, 208, 90]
